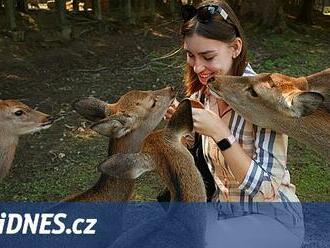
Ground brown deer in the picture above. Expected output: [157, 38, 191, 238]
[208, 68, 330, 162]
[64, 86, 176, 201]
[98, 99, 207, 248]
[0, 100, 54, 180]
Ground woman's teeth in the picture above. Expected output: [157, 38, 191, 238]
[199, 73, 211, 79]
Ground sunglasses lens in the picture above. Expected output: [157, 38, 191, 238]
[181, 5, 197, 22]
[182, 5, 232, 27]
[197, 6, 212, 23]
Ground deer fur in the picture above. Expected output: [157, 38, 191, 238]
[99, 99, 207, 248]
[208, 68, 330, 162]
[0, 100, 53, 180]
[64, 86, 176, 201]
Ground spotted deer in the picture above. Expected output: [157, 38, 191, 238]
[208, 68, 330, 162]
[98, 99, 207, 248]
[64, 86, 176, 201]
[0, 100, 54, 180]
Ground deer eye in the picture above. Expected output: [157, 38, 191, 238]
[246, 87, 258, 97]
[14, 110, 24, 116]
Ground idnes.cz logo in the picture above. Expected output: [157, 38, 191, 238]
[0, 212, 97, 235]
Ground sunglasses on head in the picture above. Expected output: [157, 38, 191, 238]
[181, 4, 229, 24]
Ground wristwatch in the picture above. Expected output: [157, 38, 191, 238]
[216, 134, 236, 151]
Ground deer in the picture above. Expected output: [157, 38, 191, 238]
[98, 99, 207, 248]
[51, 87, 175, 248]
[0, 100, 54, 180]
[63, 86, 176, 201]
[208, 68, 330, 162]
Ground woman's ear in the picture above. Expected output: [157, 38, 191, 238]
[231, 37, 242, 58]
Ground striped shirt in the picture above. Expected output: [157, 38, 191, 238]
[191, 64, 304, 238]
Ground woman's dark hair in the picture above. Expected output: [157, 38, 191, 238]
[181, 0, 248, 96]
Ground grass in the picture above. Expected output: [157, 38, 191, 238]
[0, 16, 329, 202]
[288, 139, 330, 202]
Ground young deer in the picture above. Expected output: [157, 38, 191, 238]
[0, 100, 54, 180]
[64, 86, 176, 201]
[98, 99, 207, 248]
[208, 68, 330, 162]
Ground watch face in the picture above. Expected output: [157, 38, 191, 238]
[217, 138, 231, 151]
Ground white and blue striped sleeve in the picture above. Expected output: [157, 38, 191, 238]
[238, 125, 288, 199]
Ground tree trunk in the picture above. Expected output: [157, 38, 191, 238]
[125, 0, 134, 24]
[260, 0, 285, 28]
[297, 0, 314, 24]
[56, 0, 71, 40]
[4, 0, 16, 30]
[92, 0, 102, 20]
[239, 0, 286, 32]
[137, 0, 144, 18]
[149, 0, 155, 21]
[170, 0, 175, 15]
[72, 0, 79, 12]
[16, 0, 28, 12]
[56, 0, 67, 26]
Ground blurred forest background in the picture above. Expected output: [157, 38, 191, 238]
[0, 0, 329, 202]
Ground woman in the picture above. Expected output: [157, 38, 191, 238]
[164, 1, 304, 247]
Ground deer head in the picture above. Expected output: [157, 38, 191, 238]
[0, 99, 54, 179]
[73, 86, 176, 138]
[97, 99, 194, 180]
[208, 69, 329, 129]
[0, 100, 54, 137]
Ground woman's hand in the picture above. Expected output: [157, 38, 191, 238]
[191, 108, 231, 142]
[164, 98, 180, 120]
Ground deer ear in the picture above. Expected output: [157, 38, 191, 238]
[91, 113, 138, 138]
[168, 99, 193, 133]
[98, 153, 155, 179]
[73, 97, 115, 122]
[306, 68, 330, 92]
[292, 92, 324, 117]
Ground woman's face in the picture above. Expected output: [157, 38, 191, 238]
[183, 33, 239, 85]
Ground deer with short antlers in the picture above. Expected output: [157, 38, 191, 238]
[64, 86, 176, 201]
[98, 99, 207, 248]
[208, 68, 330, 162]
[0, 100, 54, 180]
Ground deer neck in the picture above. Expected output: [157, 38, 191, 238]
[65, 173, 135, 202]
[167, 162, 206, 202]
[162, 132, 206, 202]
[100, 128, 152, 196]
[70, 127, 151, 201]
[0, 132, 18, 180]
[158, 131, 207, 240]
[276, 109, 330, 161]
